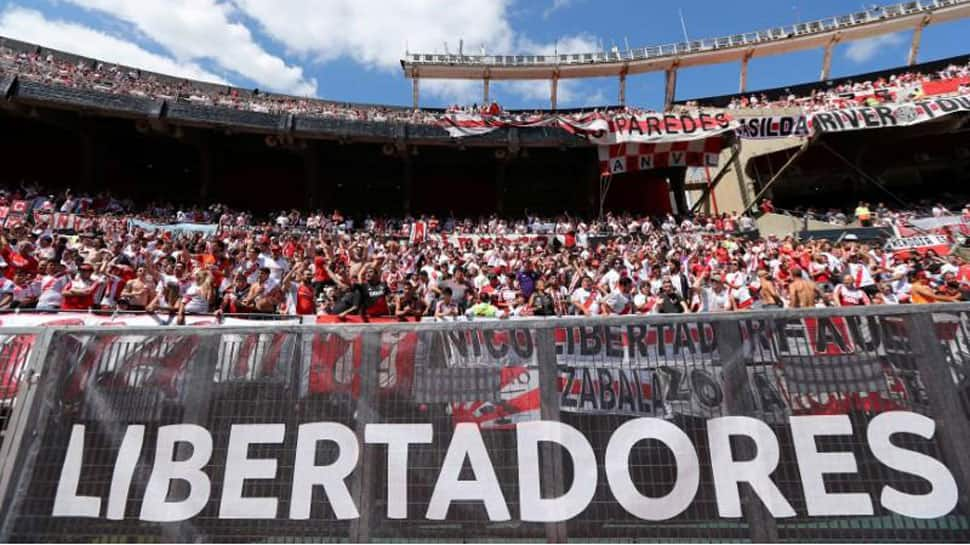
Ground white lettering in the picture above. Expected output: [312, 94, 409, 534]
[707, 416, 795, 518]
[868, 411, 958, 519]
[106, 425, 145, 520]
[605, 418, 699, 520]
[426, 423, 510, 521]
[365, 424, 433, 519]
[52, 425, 101, 518]
[219, 424, 285, 519]
[139, 424, 213, 522]
[289, 422, 359, 520]
[790, 415, 872, 516]
[516, 421, 597, 522]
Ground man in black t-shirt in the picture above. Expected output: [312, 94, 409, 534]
[657, 278, 688, 314]
[356, 269, 390, 317]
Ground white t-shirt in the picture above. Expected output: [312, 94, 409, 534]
[599, 269, 621, 291]
[600, 290, 630, 314]
[37, 274, 69, 309]
[570, 287, 600, 315]
[258, 254, 289, 281]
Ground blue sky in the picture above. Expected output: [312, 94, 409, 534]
[1, 0, 969, 110]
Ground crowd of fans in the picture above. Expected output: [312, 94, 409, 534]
[724, 61, 970, 112]
[6, 40, 968, 129]
[2, 182, 969, 324]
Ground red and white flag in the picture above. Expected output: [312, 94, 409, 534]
[409, 221, 427, 244]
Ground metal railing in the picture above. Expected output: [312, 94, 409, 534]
[403, 0, 965, 68]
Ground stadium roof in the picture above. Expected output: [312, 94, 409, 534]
[400, 0, 970, 109]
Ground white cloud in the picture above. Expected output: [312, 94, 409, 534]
[64, 0, 317, 96]
[234, 0, 599, 103]
[0, 6, 227, 84]
[543, 0, 572, 20]
[844, 32, 905, 64]
[235, 0, 517, 72]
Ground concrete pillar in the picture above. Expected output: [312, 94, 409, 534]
[618, 71, 627, 106]
[411, 76, 420, 109]
[670, 171, 688, 215]
[820, 37, 838, 81]
[739, 50, 753, 94]
[483, 77, 490, 104]
[908, 21, 926, 66]
[550, 76, 558, 110]
[664, 66, 678, 111]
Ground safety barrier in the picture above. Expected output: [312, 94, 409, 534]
[0, 304, 969, 542]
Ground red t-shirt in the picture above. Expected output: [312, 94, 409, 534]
[313, 256, 329, 283]
[62, 278, 101, 310]
[295, 284, 316, 315]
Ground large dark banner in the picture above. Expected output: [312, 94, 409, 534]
[1, 307, 969, 542]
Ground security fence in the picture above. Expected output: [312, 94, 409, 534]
[0, 305, 969, 542]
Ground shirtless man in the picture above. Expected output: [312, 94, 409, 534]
[757, 269, 783, 308]
[119, 266, 154, 310]
[242, 267, 281, 313]
[787, 266, 819, 308]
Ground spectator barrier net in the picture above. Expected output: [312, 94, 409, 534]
[0, 304, 969, 542]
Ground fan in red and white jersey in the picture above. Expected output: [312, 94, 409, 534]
[832, 274, 872, 307]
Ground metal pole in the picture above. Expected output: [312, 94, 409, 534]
[690, 143, 742, 214]
[349, 332, 381, 543]
[535, 328, 568, 543]
[715, 321, 779, 542]
[903, 314, 970, 514]
[704, 164, 719, 215]
[732, 138, 751, 210]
